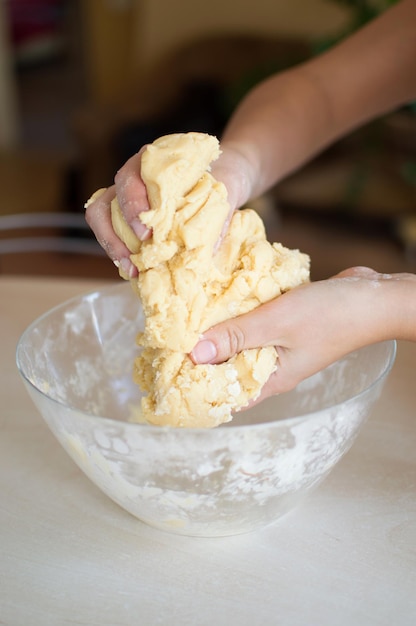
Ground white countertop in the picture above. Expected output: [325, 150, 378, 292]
[1, 275, 415, 626]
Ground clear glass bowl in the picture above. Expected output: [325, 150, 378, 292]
[16, 283, 396, 536]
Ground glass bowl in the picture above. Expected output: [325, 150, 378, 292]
[16, 283, 396, 536]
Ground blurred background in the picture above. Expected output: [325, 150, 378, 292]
[0, 0, 415, 278]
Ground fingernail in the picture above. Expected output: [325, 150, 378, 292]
[191, 339, 217, 364]
[119, 257, 136, 279]
[131, 218, 151, 241]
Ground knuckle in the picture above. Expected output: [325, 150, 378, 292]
[349, 266, 378, 278]
[224, 323, 246, 355]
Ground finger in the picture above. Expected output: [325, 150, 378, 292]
[238, 368, 286, 409]
[238, 368, 282, 410]
[213, 206, 234, 253]
[236, 347, 307, 411]
[85, 185, 137, 277]
[191, 298, 281, 365]
[114, 148, 152, 242]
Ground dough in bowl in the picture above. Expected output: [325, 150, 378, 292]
[110, 132, 310, 427]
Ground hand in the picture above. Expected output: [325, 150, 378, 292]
[84, 139, 257, 273]
[85, 148, 151, 278]
[191, 267, 412, 404]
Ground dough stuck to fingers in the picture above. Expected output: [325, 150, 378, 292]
[110, 132, 310, 427]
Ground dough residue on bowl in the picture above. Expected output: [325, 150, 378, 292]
[109, 132, 310, 427]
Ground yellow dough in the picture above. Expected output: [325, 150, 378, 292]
[110, 132, 310, 427]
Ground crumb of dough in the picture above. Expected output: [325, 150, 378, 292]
[110, 132, 310, 427]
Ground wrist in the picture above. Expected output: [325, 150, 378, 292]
[212, 139, 260, 210]
[384, 273, 416, 342]
[325, 267, 416, 350]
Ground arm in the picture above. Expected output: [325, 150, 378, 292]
[191, 268, 416, 400]
[85, 0, 416, 269]
[214, 0, 416, 210]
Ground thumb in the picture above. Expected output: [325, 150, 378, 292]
[190, 300, 279, 365]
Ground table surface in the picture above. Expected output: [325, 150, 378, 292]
[1, 275, 415, 626]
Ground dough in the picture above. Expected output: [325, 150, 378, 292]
[111, 132, 310, 427]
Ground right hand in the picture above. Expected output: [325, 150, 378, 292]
[84, 139, 256, 275]
[85, 147, 151, 278]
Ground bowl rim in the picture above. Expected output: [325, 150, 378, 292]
[15, 282, 397, 433]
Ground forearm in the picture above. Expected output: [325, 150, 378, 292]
[321, 271, 416, 351]
[310, 271, 416, 351]
[219, 0, 416, 207]
[381, 273, 416, 343]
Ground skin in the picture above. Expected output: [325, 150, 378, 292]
[191, 267, 416, 404]
[85, 0, 416, 399]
